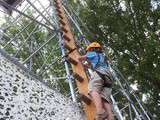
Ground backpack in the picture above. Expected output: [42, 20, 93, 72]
[94, 53, 113, 88]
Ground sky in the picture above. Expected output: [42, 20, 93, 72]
[0, 7, 6, 26]
[0, 0, 50, 26]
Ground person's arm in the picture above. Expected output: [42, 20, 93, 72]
[78, 55, 87, 62]
[78, 55, 91, 68]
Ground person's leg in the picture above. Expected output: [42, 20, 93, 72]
[103, 100, 113, 120]
[88, 71, 107, 119]
[90, 90, 105, 114]
[90, 90, 108, 120]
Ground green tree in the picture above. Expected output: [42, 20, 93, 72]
[70, 0, 160, 119]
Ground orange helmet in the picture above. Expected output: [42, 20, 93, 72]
[86, 42, 101, 51]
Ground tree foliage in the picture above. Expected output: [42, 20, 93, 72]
[70, 0, 160, 119]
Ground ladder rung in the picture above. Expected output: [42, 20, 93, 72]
[73, 73, 84, 82]
[58, 13, 64, 19]
[56, 8, 63, 14]
[79, 94, 92, 105]
[67, 57, 78, 65]
[59, 19, 66, 25]
[63, 34, 72, 41]
[61, 26, 68, 33]
[67, 48, 77, 55]
[55, 4, 61, 9]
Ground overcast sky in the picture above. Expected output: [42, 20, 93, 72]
[0, 0, 50, 26]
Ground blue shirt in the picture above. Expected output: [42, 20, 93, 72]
[86, 51, 108, 69]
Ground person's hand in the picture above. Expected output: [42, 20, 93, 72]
[78, 55, 87, 61]
[83, 61, 90, 68]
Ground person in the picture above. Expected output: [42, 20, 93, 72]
[79, 42, 113, 120]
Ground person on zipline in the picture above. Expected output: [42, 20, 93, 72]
[79, 42, 113, 120]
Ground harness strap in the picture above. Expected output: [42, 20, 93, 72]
[96, 71, 112, 88]
[94, 52, 101, 69]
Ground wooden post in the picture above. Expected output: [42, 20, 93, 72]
[54, 0, 96, 119]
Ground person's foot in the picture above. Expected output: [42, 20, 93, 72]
[95, 111, 108, 120]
